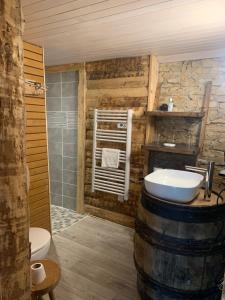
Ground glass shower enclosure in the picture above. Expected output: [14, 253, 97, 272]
[46, 71, 78, 210]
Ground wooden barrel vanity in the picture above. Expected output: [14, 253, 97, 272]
[134, 189, 225, 300]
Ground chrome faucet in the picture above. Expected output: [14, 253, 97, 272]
[185, 159, 215, 200]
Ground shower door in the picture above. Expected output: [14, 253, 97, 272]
[46, 71, 78, 210]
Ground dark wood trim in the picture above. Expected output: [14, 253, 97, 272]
[45, 63, 83, 72]
[84, 204, 135, 228]
[146, 111, 204, 118]
[199, 81, 212, 152]
[144, 143, 199, 155]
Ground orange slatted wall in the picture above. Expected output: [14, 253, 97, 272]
[24, 42, 51, 232]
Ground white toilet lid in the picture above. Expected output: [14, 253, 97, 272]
[29, 227, 51, 254]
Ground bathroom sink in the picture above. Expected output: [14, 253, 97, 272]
[144, 169, 204, 203]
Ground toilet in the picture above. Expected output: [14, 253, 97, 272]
[29, 227, 51, 261]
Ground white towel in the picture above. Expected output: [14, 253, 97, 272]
[101, 148, 120, 168]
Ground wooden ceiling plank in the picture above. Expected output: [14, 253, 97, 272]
[21, 0, 43, 7]
[43, 27, 225, 58]
[28, 23, 225, 57]
[22, 0, 76, 14]
[25, 0, 177, 37]
[25, 0, 145, 22]
[24, 0, 200, 39]
[45, 31, 225, 58]
[22, 0, 225, 65]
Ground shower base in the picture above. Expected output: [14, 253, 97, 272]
[51, 205, 86, 235]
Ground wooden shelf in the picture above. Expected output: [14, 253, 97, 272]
[146, 111, 204, 118]
[144, 143, 200, 156]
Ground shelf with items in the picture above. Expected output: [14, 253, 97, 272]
[144, 143, 200, 156]
[144, 78, 212, 174]
[146, 111, 205, 118]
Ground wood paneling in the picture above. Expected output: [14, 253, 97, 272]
[24, 57, 43, 69]
[29, 185, 49, 197]
[28, 159, 49, 169]
[87, 77, 148, 89]
[84, 56, 148, 224]
[24, 49, 43, 62]
[24, 65, 44, 77]
[25, 97, 45, 106]
[22, 0, 225, 65]
[24, 41, 42, 54]
[24, 42, 51, 232]
[26, 119, 47, 127]
[26, 126, 46, 134]
[26, 112, 46, 119]
[86, 87, 148, 98]
[26, 147, 47, 155]
[26, 133, 47, 141]
[30, 172, 49, 183]
[26, 105, 45, 112]
[26, 140, 47, 148]
[27, 153, 48, 163]
[29, 166, 49, 176]
[30, 178, 48, 193]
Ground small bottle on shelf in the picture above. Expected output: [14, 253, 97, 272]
[168, 98, 174, 112]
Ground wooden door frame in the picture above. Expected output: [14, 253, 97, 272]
[46, 63, 86, 213]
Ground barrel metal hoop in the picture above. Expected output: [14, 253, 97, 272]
[134, 256, 222, 300]
[135, 218, 225, 256]
[141, 191, 225, 223]
[137, 284, 154, 300]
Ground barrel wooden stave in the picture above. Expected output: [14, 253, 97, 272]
[135, 233, 225, 290]
[136, 274, 222, 300]
[137, 202, 225, 242]
[134, 191, 225, 300]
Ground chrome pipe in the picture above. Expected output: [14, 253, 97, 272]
[185, 161, 215, 200]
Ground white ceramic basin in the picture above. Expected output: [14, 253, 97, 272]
[144, 169, 204, 203]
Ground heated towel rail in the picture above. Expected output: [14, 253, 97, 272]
[92, 109, 133, 200]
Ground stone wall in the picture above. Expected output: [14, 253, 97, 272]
[157, 58, 225, 188]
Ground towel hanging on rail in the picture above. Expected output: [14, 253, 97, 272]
[92, 109, 133, 201]
[101, 148, 120, 168]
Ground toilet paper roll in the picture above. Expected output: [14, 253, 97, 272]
[31, 262, 46, 285]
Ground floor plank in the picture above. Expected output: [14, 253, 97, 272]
[48, 215, 140, 300]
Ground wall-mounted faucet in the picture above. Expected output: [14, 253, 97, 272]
[185, 159, 215, 200]
[217, 152, 225, 176]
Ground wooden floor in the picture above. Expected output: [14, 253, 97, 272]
[47, 215, 140, 300]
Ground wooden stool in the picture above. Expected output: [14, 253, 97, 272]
[31, 259, 60, 300]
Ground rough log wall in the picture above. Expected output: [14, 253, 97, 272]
[0, 1, 30, 299]
[85, 57, 149, 217]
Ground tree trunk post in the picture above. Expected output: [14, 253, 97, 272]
[0, 0, 30, 299]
